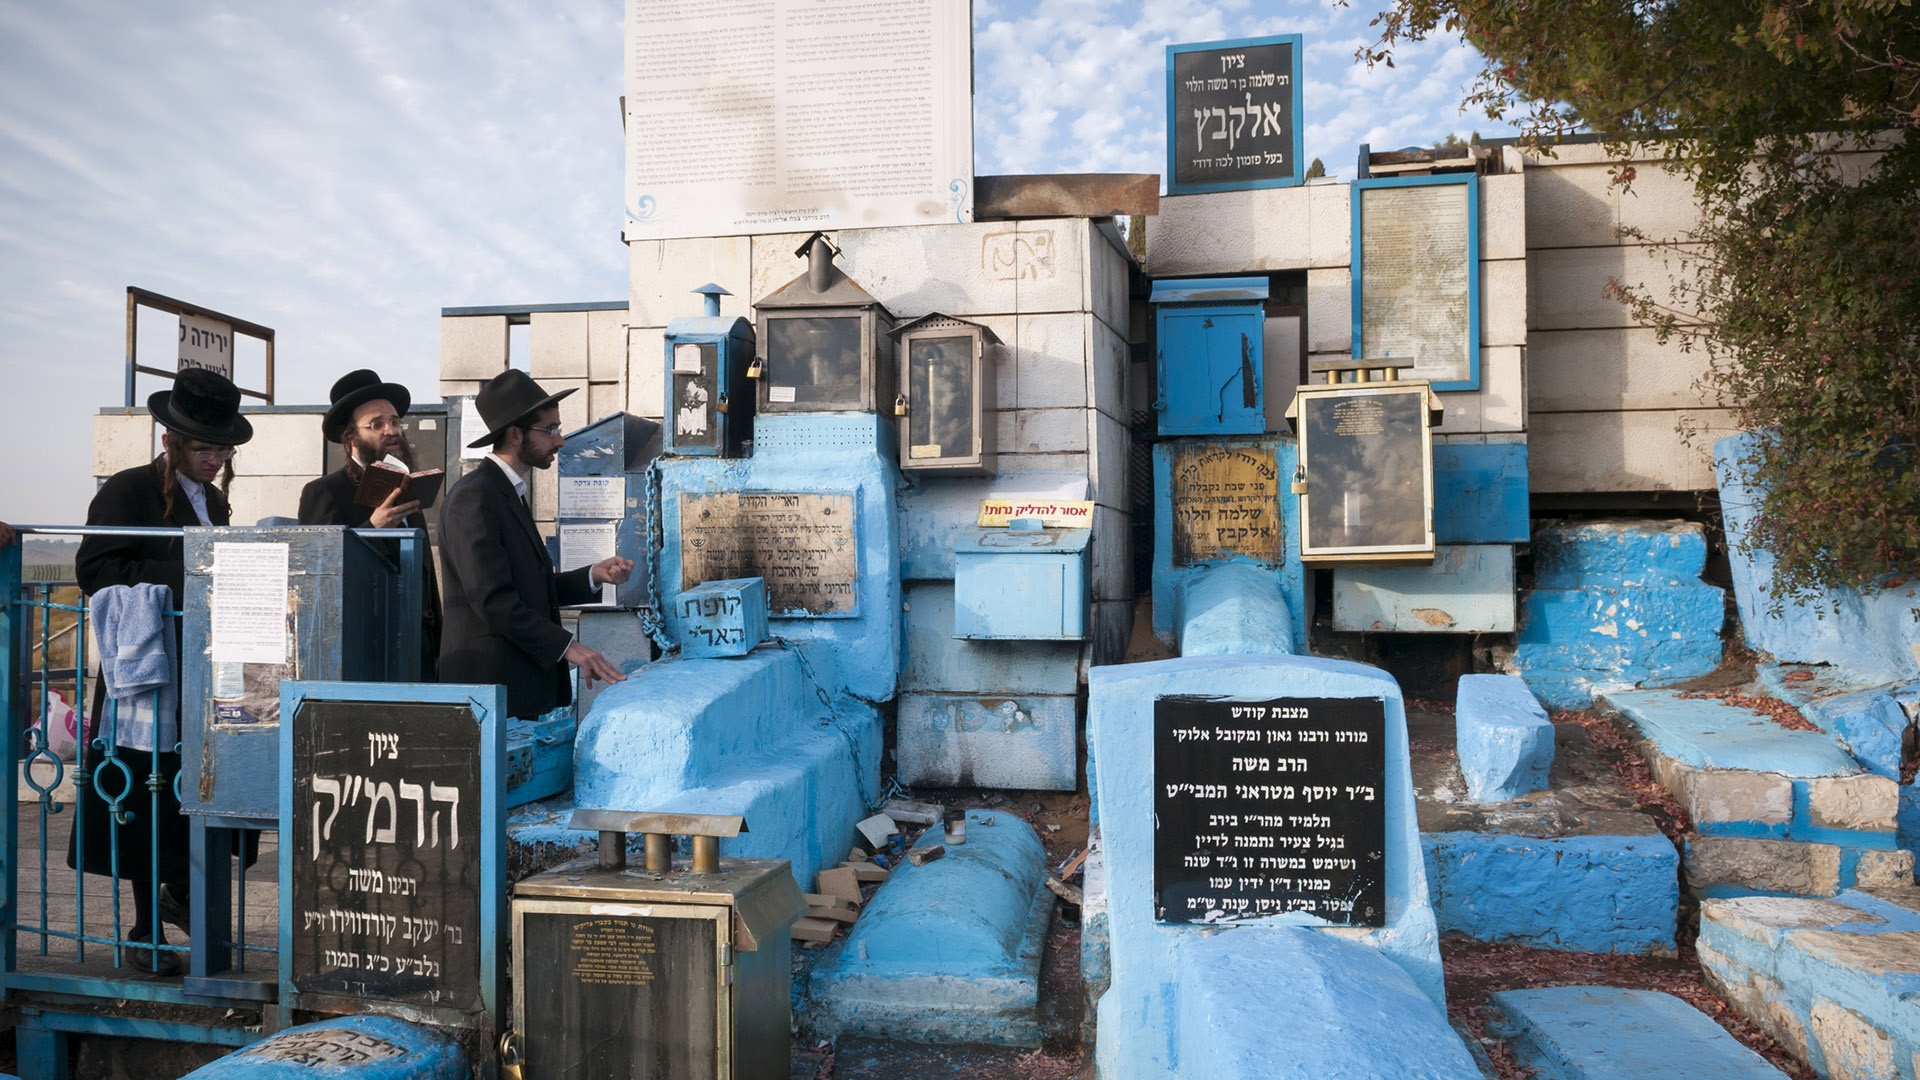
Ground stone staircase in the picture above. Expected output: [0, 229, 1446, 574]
[1601, 689, 1912, 900]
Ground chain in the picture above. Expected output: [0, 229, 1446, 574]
[637, 458, 673, 653]
[774, 635, 878, 810]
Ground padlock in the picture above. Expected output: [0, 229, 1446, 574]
[500, 1031, 524, 1080]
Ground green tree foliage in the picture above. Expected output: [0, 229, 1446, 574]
[1362, 0, 1920, 599]
[1305, 157, 1327, 179]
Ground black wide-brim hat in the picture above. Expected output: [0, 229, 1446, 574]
[148, 368, 254, 446]
[322, 369, 412, 443]
[466, 369, 576, 448]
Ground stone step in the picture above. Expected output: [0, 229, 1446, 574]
[1490, 986, 1784, 1079]
[1514, 587, 1725, 709]
[1698, 889, 1920, 1079]
[1532, 520, 1712, 589]
[180, 1016, 468, 1078]
[1604, 689, 1898, 842]
[1455, 673, 1554, 803]
[1414, 705, 1679, 954]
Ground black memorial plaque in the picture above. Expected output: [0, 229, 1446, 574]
[1301, 388, 1428, 553]
[520, 909, 720, 1079]
[291, 700, 484, 1012]
[1170, 37, 1300, 192]
[1154, 696, 1386, 925]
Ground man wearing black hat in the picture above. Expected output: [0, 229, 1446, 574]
[74, 367, 254, 975]
[438, 369, 632, 720]
[297, 369, 442, 677]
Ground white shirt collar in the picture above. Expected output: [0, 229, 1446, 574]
[174, 471, 212, 525]
[488, 452, 529, 499]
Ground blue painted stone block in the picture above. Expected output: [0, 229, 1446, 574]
[1513, 523, 1725, 708]
[953, 525, 1092, 640]
[1172, 929, 1479, 1080]
[1717, 432, 1920, 685]
[1334, 544, 1516, 634]
[1423, 832, 1678, 954]
[807, 809, 1051, 1045]
[1088, 655, 1448, 1078]
[504, 713, 575, 808]
[1177, 562, 1294, 656]
[675, 576, 769, 658]
[1432, 440, 1529, 545]
[180, 1016, 468, 1079]
[1491, 987, 1778, 1079]
[896, 693, 1078, 790]
[1456, 674, 1554, 802]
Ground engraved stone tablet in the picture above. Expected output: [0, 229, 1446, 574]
[679, 492, 858, 616]
[1357, 181, 1474, 386]
[1170, 443, 1281, 566]
[1153, 696, 1386, 926]
[290, 700, 485, 1013]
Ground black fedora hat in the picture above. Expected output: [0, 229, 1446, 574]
[322, 369, 412, 442]
[148, 368, 253, 446]
[466, 369, 575, 449]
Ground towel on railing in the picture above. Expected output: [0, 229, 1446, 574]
[89, 582, 177, 752]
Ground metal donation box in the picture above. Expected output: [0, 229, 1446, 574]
[752, 232, 896, 415]
[953, 519, 1093, 640]
[555, 410, 662, 610]
[1287, 375, 1442, 565]
[889, 312, 1001, 475]
[181, 525, 420, 819]
[665, 283, 756, 457]
[509, 811, 805, 1080]
[1152, 277, 1270, 437]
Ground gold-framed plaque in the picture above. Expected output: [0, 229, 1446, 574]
[1292, 382, 1437, 565]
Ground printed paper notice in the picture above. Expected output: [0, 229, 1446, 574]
[210, 542, 289, 664]
[625, 0, 974, 240]
[559, 476, 627, 519]
[559, 523, 619, 605]
[457, 397, 489, 460]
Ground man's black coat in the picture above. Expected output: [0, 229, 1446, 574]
[297, 464, 443, 677]
[436, 460, 595, 719]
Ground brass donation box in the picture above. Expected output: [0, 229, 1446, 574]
[508, 811, 805, 1080]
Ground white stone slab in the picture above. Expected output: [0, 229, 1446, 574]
[995, 408, 1089, 454]
[1524, 163, 1619, 249]
[1307, 182, 1352, 267]
[1334, 545, 1516, 633]
[1529, 245, 1708, 331]
[1529, 327, 1719, 412]
[625, 327, 666, 421]
[1480, 173, 1526, 261]
[440, 315, 509, 381]
[1089, 409, 1129, 510]
[93, 412, 156, 477]
[233, 411, 324, 476]
[1090, 503, 1132, 602]
[630, 236, 752, 328]
[1482, 345, 1525, 433]
[1481, 258, 1528, 348]
[1529, 408, 1739, 492]
[1087, 314, 1129, 422]
[529, 310, 590, 379]
[1306, 267, 1352, 353]
[225, 473, 312, 527]
[587, 308, 629, 382]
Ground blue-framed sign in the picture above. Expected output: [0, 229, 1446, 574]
[1350, 173, 1482, 392]
[279, 680, 506, 1034]
[1167, 34, 1305, 195]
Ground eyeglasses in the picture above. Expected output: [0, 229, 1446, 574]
[185, 445, 235, 461]
[356, 417, 404, 433]
[526, 423, 565, 438]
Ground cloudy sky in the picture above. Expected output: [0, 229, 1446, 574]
[0, 0, 1504, 525]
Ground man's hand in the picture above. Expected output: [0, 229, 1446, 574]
[591, 556, 634, 587]
[564, 641, 626, 689]
[369, 488, 421, 530]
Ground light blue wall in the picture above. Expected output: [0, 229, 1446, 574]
[656, 413, 902, 702]
[1717, 431, 1920, 686]
[1087, 654, 1446, 1077]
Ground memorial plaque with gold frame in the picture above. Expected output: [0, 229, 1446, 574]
[1292, 382, 1436, 565]
[678, 491, 859, 617]
[1351, 174, 1480, 392]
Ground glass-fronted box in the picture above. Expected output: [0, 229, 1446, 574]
[752, 233, 896, 415]
[664, 284, 756, 458]
[889, 313, 1002, 476]
[1286, 379, 1441, 566]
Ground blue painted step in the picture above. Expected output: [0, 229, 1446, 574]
[1491, 986, 1781, 1079]
[179, 1016, 468, 1079]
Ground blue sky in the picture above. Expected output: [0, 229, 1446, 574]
[0, 1, 1504, 524]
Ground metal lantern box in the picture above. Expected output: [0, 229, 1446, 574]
[1288, 379, 1440, 566]
[952, 523, 1092, 640]
[889, 312, 1000, 475]
[665, 284, 757, 457]
[753, 233, 895, 416]
[1151, 277, 1270, 436]
[509, 812, 805, 1080]
[181, 525, 419, 820]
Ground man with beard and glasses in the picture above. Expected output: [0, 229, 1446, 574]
[73, 367, 254, 975]
[297, 369, 442, 677]
[438, 370, 632, 720]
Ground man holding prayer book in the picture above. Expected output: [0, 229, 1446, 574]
[298, 368, 442, 676]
